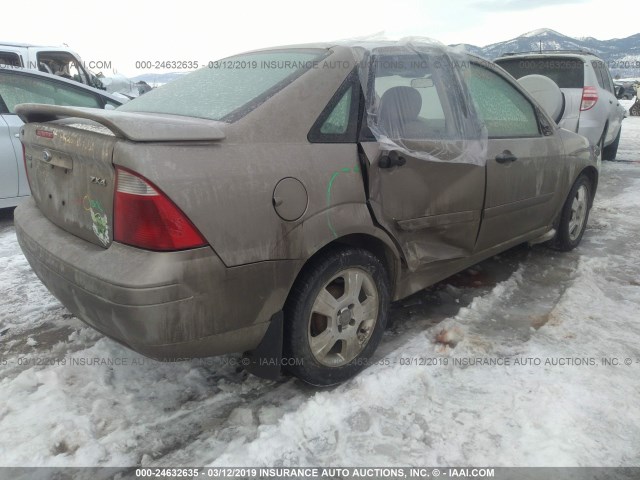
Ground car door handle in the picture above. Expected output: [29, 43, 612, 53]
[379, 151, 406, 169]
[495, 151, 518, 164]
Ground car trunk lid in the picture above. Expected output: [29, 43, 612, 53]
[17, 104, 226, 248]
[22, 122, 118, 247]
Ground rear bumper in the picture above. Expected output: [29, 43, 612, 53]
[15, 198, 297, 359]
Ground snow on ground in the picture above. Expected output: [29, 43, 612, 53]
[1, 120, 640, 470]
[620, 98, 637, 114]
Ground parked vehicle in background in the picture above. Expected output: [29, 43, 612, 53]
[495, 51, 626, 161]
[0, 68, 123, 209]
[0, 42, 106, 90]
[614, 82, 636, 100]
[14, 42, 598, 386]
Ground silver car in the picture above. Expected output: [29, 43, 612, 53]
[495, 51, 626, 161]
[0, 67, 123, 209]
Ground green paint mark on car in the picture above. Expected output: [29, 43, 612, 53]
[326, 166, 361, 238]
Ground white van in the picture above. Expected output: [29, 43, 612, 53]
[0, 41, 106, 90]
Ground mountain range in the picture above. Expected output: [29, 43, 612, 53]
[454, 28, 640, 78]
[131, 29, 640, 84]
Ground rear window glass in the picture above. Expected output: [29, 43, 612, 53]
[118, 49, 327, 122]
[496, 58, 584, 88]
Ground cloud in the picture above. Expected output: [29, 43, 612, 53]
[474, 0, 588, 11]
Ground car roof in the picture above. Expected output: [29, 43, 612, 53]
[0, 41, 36, 48]
[0, 67, 124, 104]
[0, 42, 76, 49]
[241, 42, 496, 66]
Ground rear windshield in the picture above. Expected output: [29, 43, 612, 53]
[118, 49, 327, 122]
[495, 57, 584, 88]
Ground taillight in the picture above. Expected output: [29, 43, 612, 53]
[114, 167, 207, 251]
[580, 86, 598, 111]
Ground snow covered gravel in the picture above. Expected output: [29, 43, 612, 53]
[1, 119, 640, 469]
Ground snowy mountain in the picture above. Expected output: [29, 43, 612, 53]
[454, 28, 640, 78]
[130, 29, 640, 85]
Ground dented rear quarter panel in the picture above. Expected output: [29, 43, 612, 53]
[113, 47, 396, 269]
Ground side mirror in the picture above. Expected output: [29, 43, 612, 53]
[614, 86, 625, 100]
[104, 104, 116, 110]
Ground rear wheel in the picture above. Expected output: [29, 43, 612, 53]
[283, 247, 390, 386]
[551, 174, 592, 251]
[603, 128, 621, 161]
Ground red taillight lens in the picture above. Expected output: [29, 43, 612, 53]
[114, 167, 207, 251]
[580, 86, 598, 111]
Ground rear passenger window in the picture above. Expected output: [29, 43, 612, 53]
[321, 88, 352, 134]
[308, 70, 359, 143]
[591, 61, 606, 89]
[466, 64, 540, 138]
[592, 60, 616, 93]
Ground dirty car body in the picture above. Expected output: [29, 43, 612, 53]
[14, 42, 598, 385]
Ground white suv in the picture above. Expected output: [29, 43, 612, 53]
[495, 51, 626, 161]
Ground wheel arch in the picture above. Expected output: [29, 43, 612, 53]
[578, 165, 599, 206]
[600, 121, 609, 148]
[290, 231, 403, 304]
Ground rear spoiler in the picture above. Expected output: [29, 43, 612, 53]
[15, 103, 226, 142]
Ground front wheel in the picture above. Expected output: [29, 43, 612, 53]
[551, 174, 592, 251]
[283, 247, 390, 386]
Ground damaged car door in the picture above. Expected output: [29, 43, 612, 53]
[464, 62, 563, 251]
[359, 53, 486, 271]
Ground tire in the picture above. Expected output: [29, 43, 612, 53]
[283, 247, 390, 386]
[603, 128, 621, 161]
[551, 174, 592, 252]
[630, 101, 640, 117]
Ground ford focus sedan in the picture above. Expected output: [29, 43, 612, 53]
[14, 42, 598, 385]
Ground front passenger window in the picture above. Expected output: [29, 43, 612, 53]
[466, 64, 540, 138]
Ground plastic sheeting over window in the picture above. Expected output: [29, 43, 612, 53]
[343, 39, 488, 166]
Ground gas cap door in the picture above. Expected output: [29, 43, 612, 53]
[272, 177, 308, 221]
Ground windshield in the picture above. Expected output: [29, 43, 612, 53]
[495, 57, 584, 88]
[118, 49, 327, 122]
